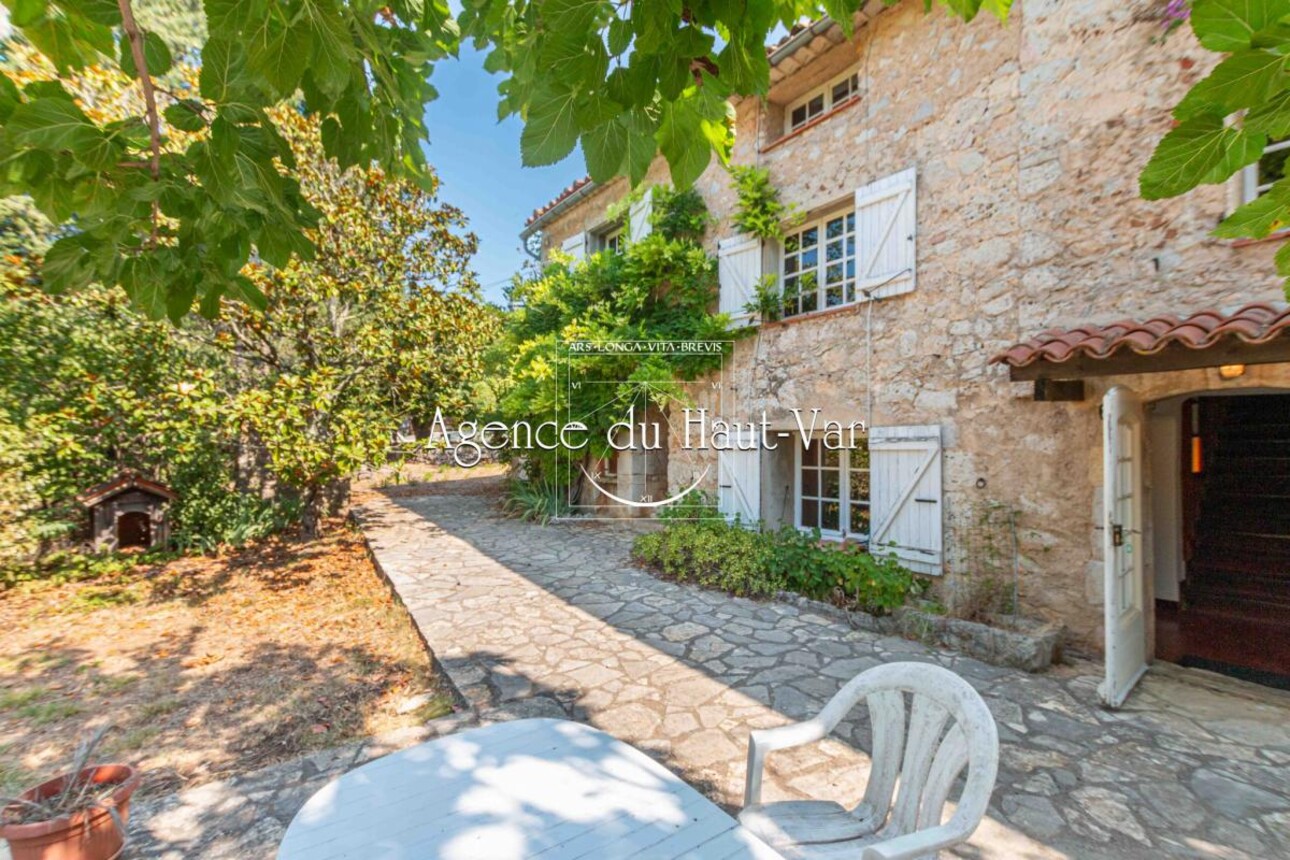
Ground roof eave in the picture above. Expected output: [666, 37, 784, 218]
[519, 180, 600, 241]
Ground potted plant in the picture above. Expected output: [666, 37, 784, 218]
[0, 728, 141, 860]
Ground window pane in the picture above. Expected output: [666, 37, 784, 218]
[791, 105, 807, 128]
[801, 248, 818, 269]
[802, 440, 819, 466]
[822, 501, 840, 531]
[826, 286, 844, 307]
[846, 258, 855, 279]
[847, 212, 856, 232]
[850, 504, 871, 535]
[832, 80, 851, 104]
[822, 469, 840, 499]
[849, 471, 869, 500]
[826, 217, 845, 239]
[801, 226, 818, 248]
[785, 233, 800, 253]
[801, 468, 818, 496]
[808, 94, 825, 116]
[801, 290, 818, 312]
[826, 262, 844, 284]
[823, 447, 840, 468]
[800, 498, 818, 528]
[1260, 145, 1290, 188]
[784, 254, 799, 275]
[851, 445, 870, 469]
[826, 240, 843, 262]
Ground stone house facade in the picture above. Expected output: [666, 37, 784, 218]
[519, 0, 1290, 698]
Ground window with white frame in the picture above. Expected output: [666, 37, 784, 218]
[780, 210, 856, 317]
[796, 438, 870, 540]
[600, 225, 625, 254]
[785, 70, 859, 134]
[1242, 137, 1290, 202]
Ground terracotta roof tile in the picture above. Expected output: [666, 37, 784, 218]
[524, 175, 594, 228]
[991, 302, 1290, 369]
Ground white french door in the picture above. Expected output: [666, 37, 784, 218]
[1102, 386, 1149, 708]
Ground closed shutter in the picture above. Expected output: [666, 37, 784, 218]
[628, 188, 653, 241]
[717, 427, 761, 527]
[717, 234, 761, 327]
[854, 167, 916, 300]
[869, 424, 942, 574]
[561, 232, 587, 262]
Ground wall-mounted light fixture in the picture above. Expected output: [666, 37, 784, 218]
[1218, 364, 1246, 380]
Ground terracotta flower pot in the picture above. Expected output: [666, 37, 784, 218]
[0, 764, 141, 860]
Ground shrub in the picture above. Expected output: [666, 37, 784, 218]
[656, 489, 721, 522]
[634, 518, 919, 614]
[633, 520, 783, 597]
[502, 476, 571, 525]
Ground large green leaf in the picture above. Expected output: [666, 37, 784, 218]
[42, 235, 98, 294]
[299, 0, 353, 98]
[520, 82, 580, 167]
[7, 97, 103, 152]
[1174, 50, 1289, 120]
[659, 98, 710, 187]
[1214, 181, 1290, 237]
[583, 117, 626, 182]
[1140, 115, 1264, 199]
[1190, 0, 1290, 52]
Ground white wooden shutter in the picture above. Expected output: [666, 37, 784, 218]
[854, 167, 916, 300]
[628, 188, 653, 241]
[717, 427, 761, 527]
[560, 232, 587, 262]
[717, 234, 761, 327]
[869, 424, 942, 574]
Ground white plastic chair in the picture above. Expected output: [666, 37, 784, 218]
[739, 662, 999, 860]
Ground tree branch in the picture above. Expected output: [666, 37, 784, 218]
[117, 0, 163, 243]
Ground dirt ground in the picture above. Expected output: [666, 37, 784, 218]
[0, 523, 456, 799]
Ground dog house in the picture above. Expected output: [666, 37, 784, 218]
[80, 472, 176, 551]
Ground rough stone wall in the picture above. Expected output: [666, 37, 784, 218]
[530, 0, 1290, 651]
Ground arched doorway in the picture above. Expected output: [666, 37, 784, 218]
[116, 511, 151, 549]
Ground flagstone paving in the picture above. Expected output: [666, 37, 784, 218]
[356, 489, 1290, 860]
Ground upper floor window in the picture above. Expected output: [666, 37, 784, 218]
[1242, 137, 1290, 202]
[786, 71, 859, 134]
[781, 210, 856, 317]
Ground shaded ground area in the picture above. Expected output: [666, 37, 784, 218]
[0, 524, 454, 802]
[358, 481, 1290, 860]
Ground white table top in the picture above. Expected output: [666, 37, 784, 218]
[277, 717, 784, 860]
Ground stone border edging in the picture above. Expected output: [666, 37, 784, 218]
[773, 590, 1063, 672]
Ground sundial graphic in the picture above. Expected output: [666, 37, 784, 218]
[557, 340, 733, 521]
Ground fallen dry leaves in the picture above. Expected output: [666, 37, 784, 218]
[0, 523, 455, 798]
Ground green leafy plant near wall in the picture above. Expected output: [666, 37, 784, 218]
[729, 165, 804, 241]
[633, 516, 920, 615]
[498, 189, 746, 495]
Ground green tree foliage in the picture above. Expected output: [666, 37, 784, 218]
[0, 0, 1009, 319]
[1141, 0, 1290, 289]
[0, 110, 499, 558]
[218, 109, 499, 533]
[499, 188, 733, 485]
[0, 274, 250, 563]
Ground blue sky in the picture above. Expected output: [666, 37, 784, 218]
[424, 43, 587, 306]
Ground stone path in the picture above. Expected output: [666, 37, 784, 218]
[355, 489, 1290, 860]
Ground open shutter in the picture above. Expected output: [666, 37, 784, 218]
[854, 167, 916, 300]
[560, 232, 587, 262]
[718, 234, 761, 327]
[717, 427, 761, 527]
[628, 188, 653, 241]
[869, 424, 942, 574]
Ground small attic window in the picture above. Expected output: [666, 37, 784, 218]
[786, 70, 859, 135]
